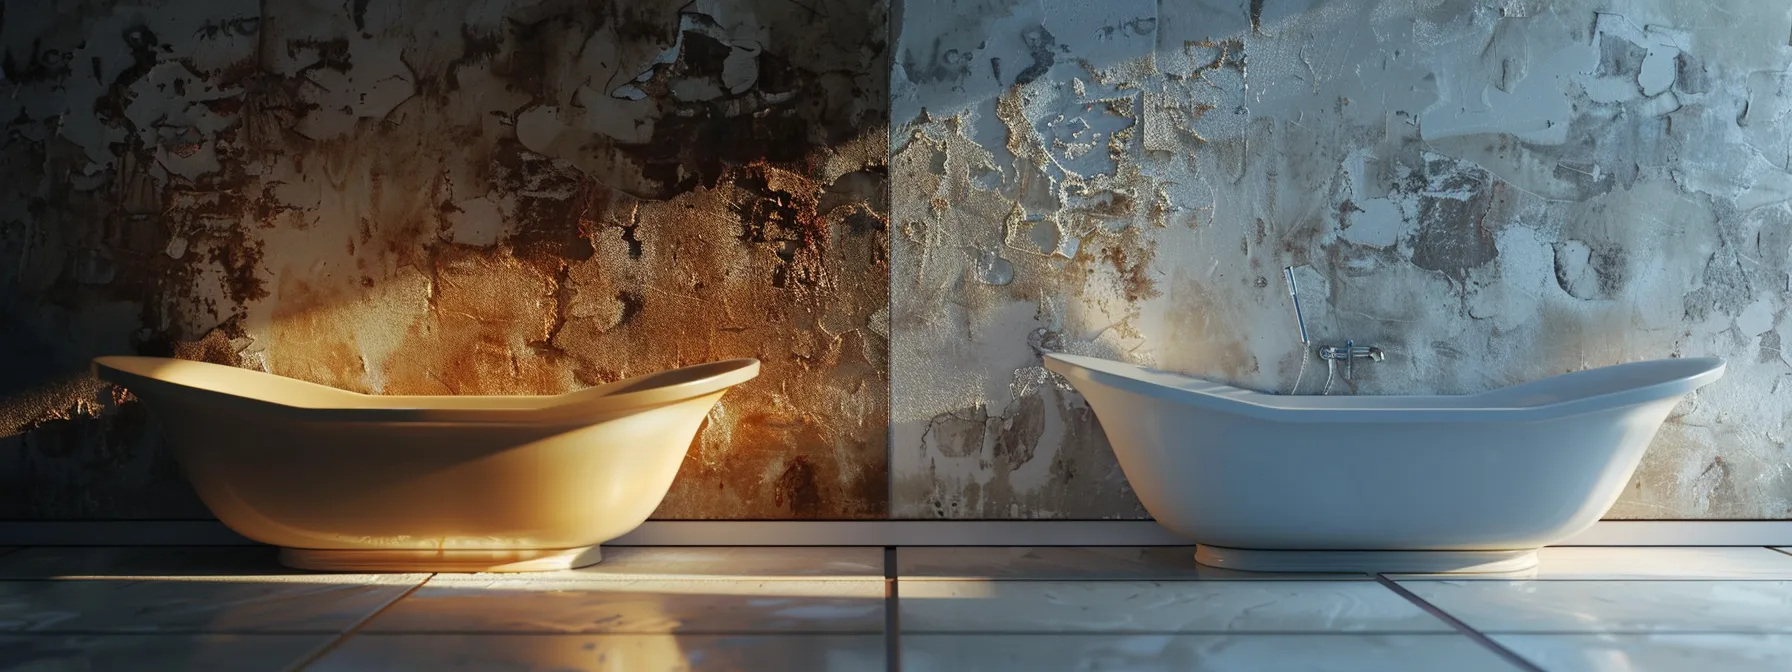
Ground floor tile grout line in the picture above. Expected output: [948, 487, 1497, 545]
[1374, 575, 1545, 672]
[896, 629, 1484, 636]
[0, 576, 444, 583]
[891, 576, 1378, 582]
[422, 577, 888, 584]
[332, 630, 887, 636]
[283, 573, 434, 672]
[1330, 578, 1792, 583]
[0, 630, 361, 637]
[14, 627, 1792, 637]
[896, 577, 1792, 583]
[0, 629, 890, 637]
[885, 546, 901, 672]
[1374, 629, 1792, 636]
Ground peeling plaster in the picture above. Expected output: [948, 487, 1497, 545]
[0, 0, 889, 519]
[5, 0, 1792, 522]
[893, 0, 1792, 519]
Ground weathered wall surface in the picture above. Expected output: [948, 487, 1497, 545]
[891, 0, 1792, 518]
[7, 0, 1792, 523]
[0, 0, 890, 518]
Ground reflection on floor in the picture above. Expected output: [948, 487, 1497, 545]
[2, 545, 1792, 670]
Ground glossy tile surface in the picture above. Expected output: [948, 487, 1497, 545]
[310, 633, 886, 671]
[366, 579, 887, 634]
[897, 546, 1369, 581]
[431, 546, 883, 582]
[0, 546, 320, 579]
[0, 575, 423, 633]
[899, 580, 1450, 633]
[1493, 633, 1792, 672]
[1401, 581, 1792, 633]
[1392, 547, 1792, 581]
[7, 545, 1792, 669]
[0, 634, 331, 672]
[902, 634, 1520, 671]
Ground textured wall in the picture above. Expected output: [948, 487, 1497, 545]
[891, 0, 1792, 519]
[0, 0, 889, 519]
[6, 0, 1792, 523]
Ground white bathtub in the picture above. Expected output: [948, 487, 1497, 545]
[1043, 353, 1727, 573]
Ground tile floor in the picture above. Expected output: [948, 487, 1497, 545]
[2, 546, 1791, 670]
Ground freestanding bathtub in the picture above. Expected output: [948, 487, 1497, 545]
[93, 356, 759, 572]
[1043, 353, 1727, 573]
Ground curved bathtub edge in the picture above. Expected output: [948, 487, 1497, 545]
[1042, 352, 1726, 424]
[541, 358, 762, 421]
[91, 355, 764, 425]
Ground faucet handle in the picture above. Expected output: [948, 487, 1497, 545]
[1318, 344, 1386, 362]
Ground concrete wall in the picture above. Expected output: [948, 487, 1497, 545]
[4, 0, 1790, 521]
[0, 0, 889, 518]
[890, 0, 1792, 519]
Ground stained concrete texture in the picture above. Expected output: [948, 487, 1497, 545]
[0, 0, 890, 519]
[890, 0, 1792, 518]
[4, 0, 1792, 523]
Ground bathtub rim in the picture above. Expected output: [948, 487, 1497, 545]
[1043, 352, 1725, 424]
[92, 355, 761, 425]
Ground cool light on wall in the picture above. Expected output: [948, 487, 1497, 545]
[1035, 265, 1726, 574]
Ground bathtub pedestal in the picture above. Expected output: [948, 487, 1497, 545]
[279, 545, 604, 573]
[1194, 545, 1539, 575]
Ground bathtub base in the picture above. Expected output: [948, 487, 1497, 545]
[279, 545, 604, 573]
[1194, 545, 1539, 575]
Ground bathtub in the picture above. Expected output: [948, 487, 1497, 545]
[93, 356, 759, 572]
[1043, 353, 1726, 573]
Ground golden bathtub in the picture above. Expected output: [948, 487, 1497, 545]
[92, 355, 759, 572]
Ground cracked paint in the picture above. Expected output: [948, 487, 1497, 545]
[0, 0, 889, 519]
[892, 0, 1792, 519]
[6, 0, 1792, 523]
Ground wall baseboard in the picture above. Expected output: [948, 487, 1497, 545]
[3, 520, 1791, 547]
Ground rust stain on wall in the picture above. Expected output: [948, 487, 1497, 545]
[0, 0, 889, 519]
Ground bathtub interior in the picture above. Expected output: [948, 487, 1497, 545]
[1468, 357, 1726, 408]
[93, 355, 760, 414]
[96, 356, 366, 409]
[1044, 353, 1724, 416]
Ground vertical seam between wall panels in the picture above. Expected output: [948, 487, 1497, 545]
[884, 0, 897, 523]
[1373, 575, 1544, 672]
[286, 575, 433, 672]
[885, 546, 900, 672]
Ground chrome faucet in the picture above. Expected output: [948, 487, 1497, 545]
[1318, 340, 1385, 379]
[1284, 266, 1387, 394]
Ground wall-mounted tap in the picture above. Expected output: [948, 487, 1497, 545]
[1318, 339, 1384, 379]
[1284, 266, 1387, 395]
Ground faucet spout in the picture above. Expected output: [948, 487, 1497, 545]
[1318, 343, 1385, 362]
